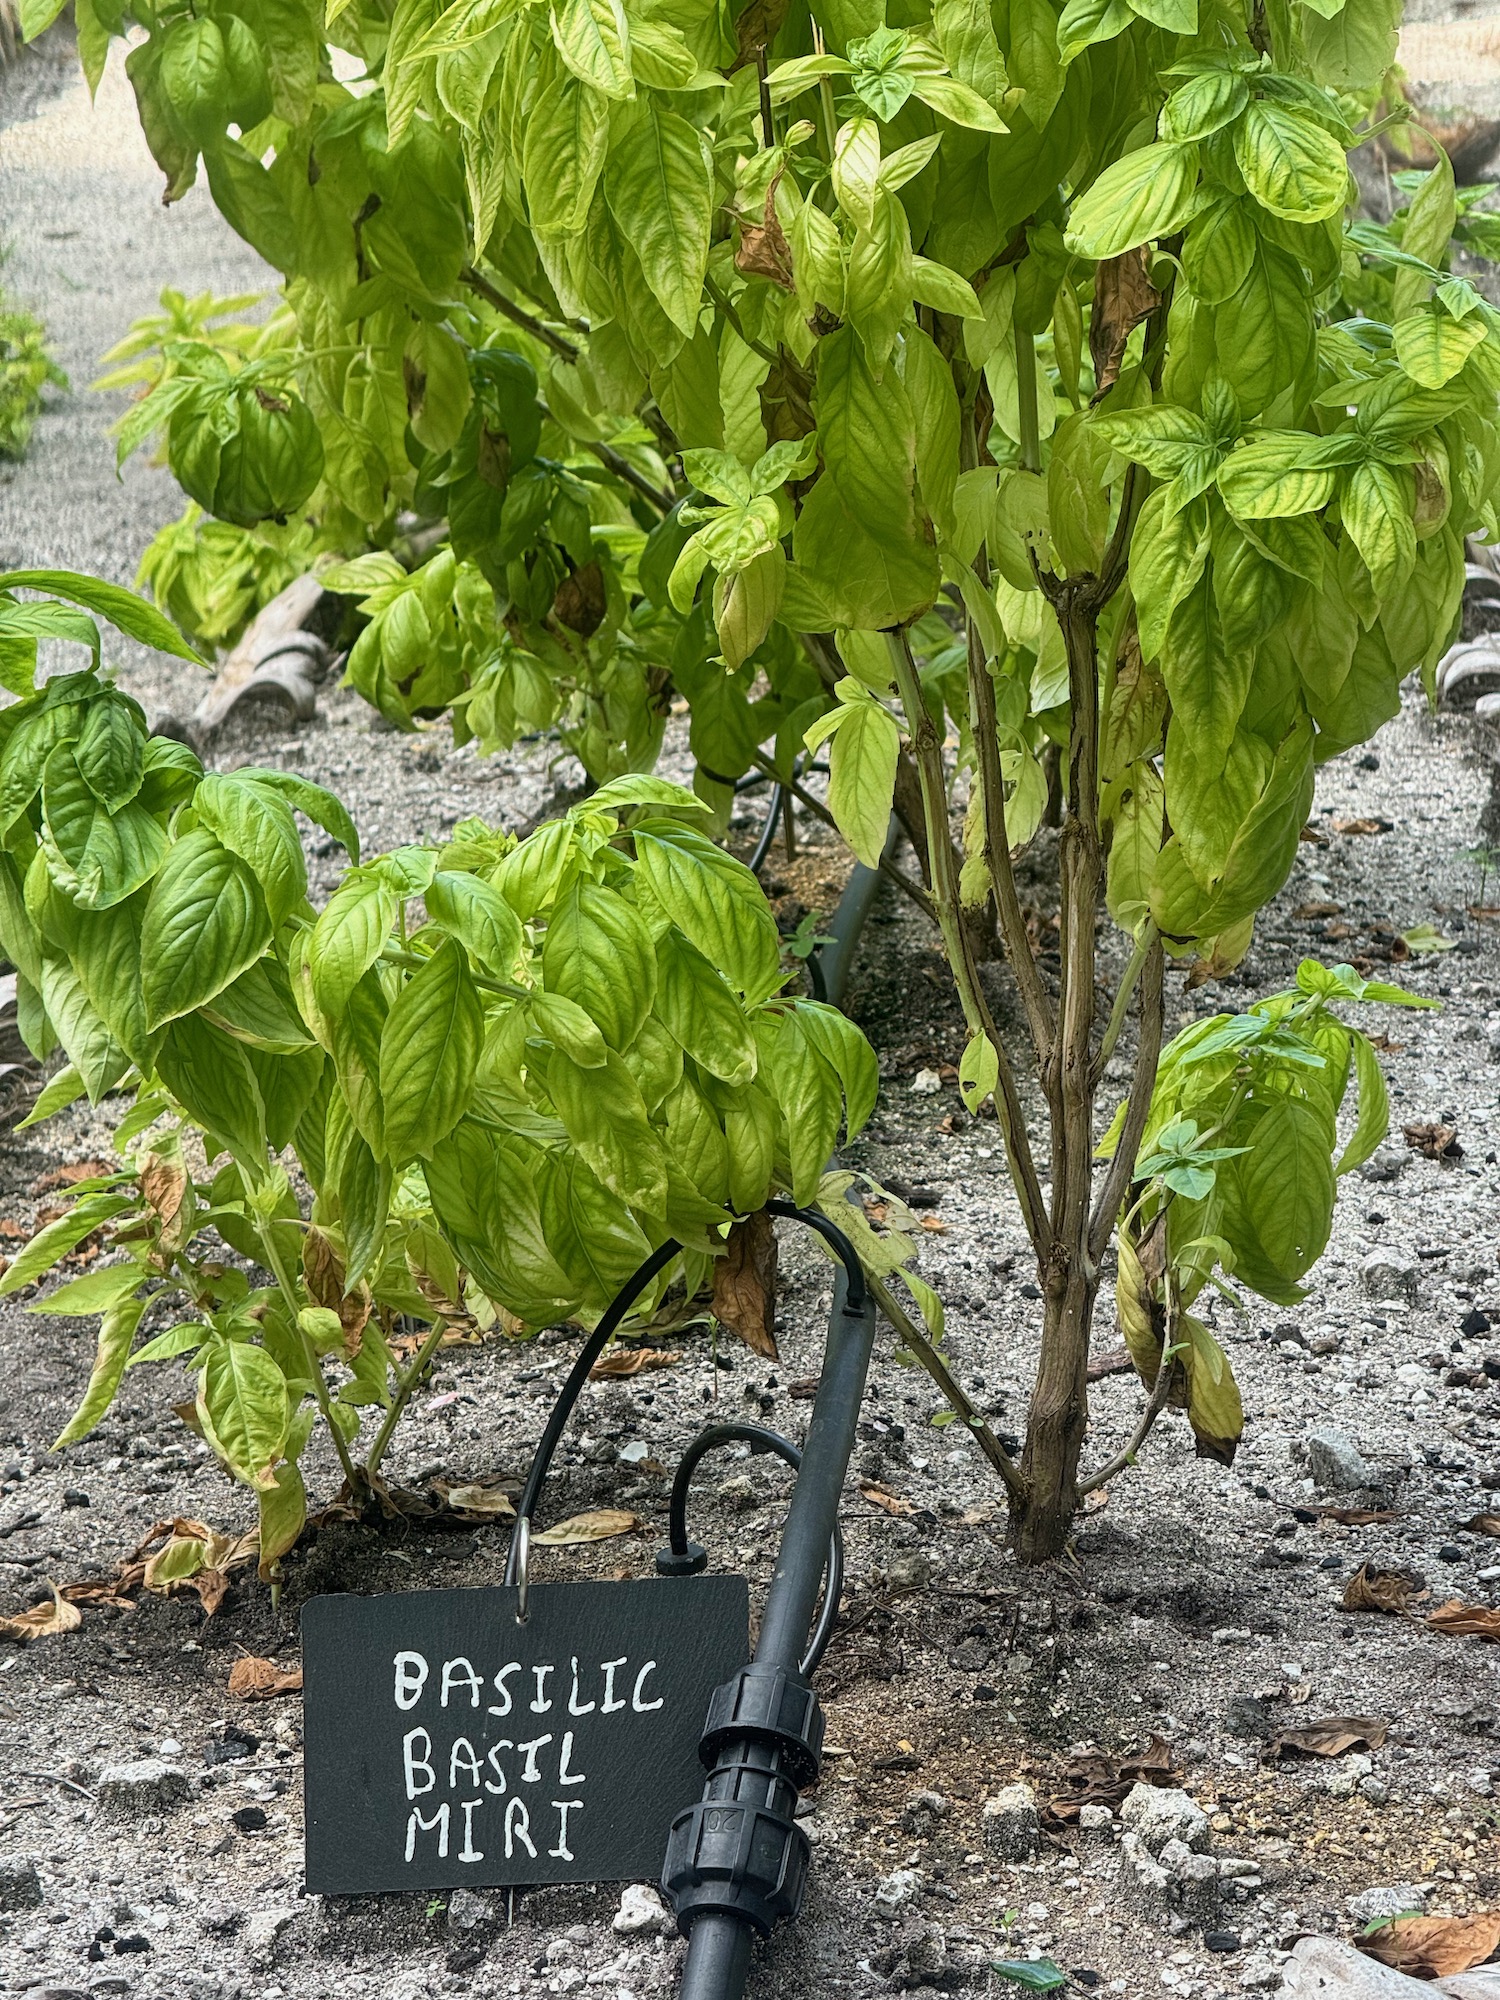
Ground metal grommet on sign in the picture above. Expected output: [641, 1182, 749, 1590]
[510, 1514, 531, 1625]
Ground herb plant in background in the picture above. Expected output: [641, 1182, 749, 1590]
[24, 0, 1499, 1558]
[0, 571, 879, 1579]
[0, 290, 66, 460]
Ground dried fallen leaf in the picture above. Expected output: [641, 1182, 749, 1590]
[1087, 1346, 1135, 1382]
[228, 1656, 303, 1700]
[1366, 1032, 1404, 1053]
[1359, 1911, 1500, 1978]
[431, 1481, 516, 1520]
[1429, 1600, 1500, 1641]
[919, 1215, 948, 1233]
[0, 1582, 82, 1641]
[1268, 1715, 1388, 1759]
[1293, 901, 1344, 920]
[1404, 1121, 1463, 1160]
[32, 1160, 114, 1193]
[1043, 1735, 1176, 1829]
[1332, 816, 1394, 835]
[531, 1509, 642, 1547]
[1342, 1562, 1423, 1615]
[1464, 1515, 1500, 1538]
[859, 1480, 915, 1517]
[589, 1347, 684, 1380]
[712, 1208, 779, 1358]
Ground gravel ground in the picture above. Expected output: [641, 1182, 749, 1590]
[3, 23, 1500, 2000]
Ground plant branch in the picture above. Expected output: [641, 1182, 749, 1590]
[364, 1315, 450, 1478]
[706, 276, 778, 366]
[749, 753, 938, 924]
[1094, 924, 1152, 1082]
[241, 1168, 361, 1492]
[887, 629, 1050, 1256]
[538, 409, 676, 514]
[1088, 933, 1165, 1263]
[380, 943, 530, 1002]
[461, 265, 579, 363]
[964, 596, 1054, 1071]
[868, 1269, 1026, 1501]
[1076, 1298, 1176, 1495]
[1015, 318, 1041, 476]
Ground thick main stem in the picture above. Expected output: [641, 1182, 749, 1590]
[1017, 588, 1105, 1560]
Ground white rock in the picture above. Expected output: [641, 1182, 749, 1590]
[982, 1781, 1040, 1860]
[912, 1068, 942, 1095]
[612, 1884, 671, 1937]
[1240, 1953, 1285, 1990]
[1120, 1784, 1211, 1856]
[1346, 1884, 1430, 1924]
[1078, 1803, 1114, 1832]
[1360, 1251, 1418, 1304]
[1279, 1935, 1436, 1996]
[447, 1886, 490, 1931]
[874, 1867, 924, 1913]
[1306, 1428, 1374, 1495]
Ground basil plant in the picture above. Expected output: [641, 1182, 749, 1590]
[28, 0, 1497, 1555]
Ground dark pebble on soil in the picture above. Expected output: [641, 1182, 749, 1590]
[1463, 1308, 1491, 1336]
[61, 1490, 89, 1508]
[230, 1806, 267, 1832]
[111, 1936, 150, 1954]
[1439, 1545, 1465, 1562]
[1205, 1932, 1241, 1953]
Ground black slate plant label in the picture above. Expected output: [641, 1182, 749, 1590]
[301, 1575, 749, 1895]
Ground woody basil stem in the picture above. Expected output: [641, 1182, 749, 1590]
[884, 319, 1167, 1563]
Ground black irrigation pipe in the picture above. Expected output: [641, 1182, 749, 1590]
[805, 815, 901, 1010]
[503, 1205, 876, 2000]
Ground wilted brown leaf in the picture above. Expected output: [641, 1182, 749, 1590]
[1404, 1121, 1462, 1160]
[431, 1481, 516, 1521]
[1089, 247, 1161, 397]
[140, 1152, 188, 1238]
[1293, 902, 1344, 920]
[713, 1208, 779, 1357]
[1359, 1911, 1500, 1978]
[1332, 816, 1394, 835]
[552, 561, 606, 637]
[1268, 1715, 1388, 1759]
[859, 1481, 915, 1517]
[532, 1509, 642, 1547]
[1464, 1514, 1500, 1538]
[1429, 1600, 1500, 1641]
[0, 1582, 82, 1641]
[729, 0, 790, 67]
[302, 1225, 371, 1350]
[758, 351, 816, 446]
[736, 186, 794, 292]
[1342, 1562, 1423, 1615]
[590, 1347, 684, 1380]
[228, 1655, 303, 1700]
